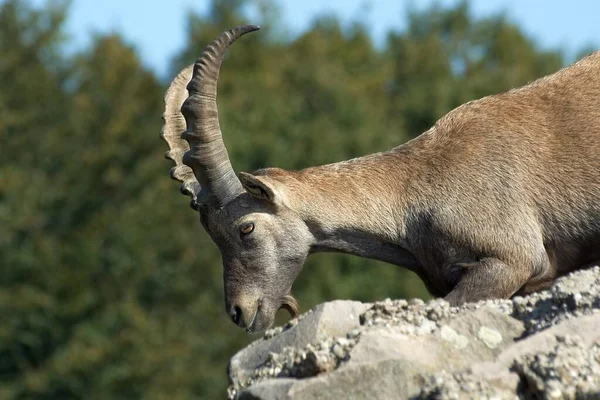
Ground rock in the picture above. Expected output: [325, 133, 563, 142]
[512, 266, 600, 336]
[230, 303, 523, 398]
[235, 379, 295, 400]
[418, 369, 519, 400]
[269, 358, 421, 400]
[511, 334, 600, 399]
[228, 300, 370, 385]
[483, 313, 600, 371]
[417, 313, 600, 399]
[227, 266, 600, 399]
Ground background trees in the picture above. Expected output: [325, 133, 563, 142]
[0, 0, 579, 398]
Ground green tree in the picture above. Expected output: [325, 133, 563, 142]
[1, 2, 73, 397]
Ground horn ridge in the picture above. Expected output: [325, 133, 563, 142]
[160, 65, 200, 205]
[181, 25, 260, 207]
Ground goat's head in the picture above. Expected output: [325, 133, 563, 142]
[161, 26, 310, 332]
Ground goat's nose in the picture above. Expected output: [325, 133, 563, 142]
[228, 302, 258, 328]
[230, 306, 242, 325]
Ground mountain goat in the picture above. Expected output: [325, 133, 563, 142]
[161, 26, 600, 332]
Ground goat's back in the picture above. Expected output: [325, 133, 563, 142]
[408, 51, 600, 273]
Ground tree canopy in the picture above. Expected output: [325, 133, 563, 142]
[0, 0, 576, 398]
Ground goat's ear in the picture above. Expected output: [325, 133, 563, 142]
[239, 172, 282, 205]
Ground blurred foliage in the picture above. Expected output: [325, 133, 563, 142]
[0, 0, 572, 398]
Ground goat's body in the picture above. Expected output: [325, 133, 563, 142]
[266, 51, 600, 302]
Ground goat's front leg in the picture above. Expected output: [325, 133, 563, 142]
[444, 257, 531, 306]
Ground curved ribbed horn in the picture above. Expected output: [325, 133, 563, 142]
[161, 65, 201, 209]
[181, 25, 260, 207]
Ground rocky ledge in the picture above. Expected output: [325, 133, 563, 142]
[227, 267, 600, 400]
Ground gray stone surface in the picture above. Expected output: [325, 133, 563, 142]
[227, 267, 600, 400]
[512, 266, 600, 336]
[417, 314, 600, 400]
[418, 369, 519, 400]
[228, 300, 370, 386]
[512, 334, 600, 399]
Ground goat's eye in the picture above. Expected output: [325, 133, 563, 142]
[240, 222, 255, 235]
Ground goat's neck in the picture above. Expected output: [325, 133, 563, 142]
[279, 152, 421, 270]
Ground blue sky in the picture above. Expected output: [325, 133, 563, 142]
[32, 0, 600, 79]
